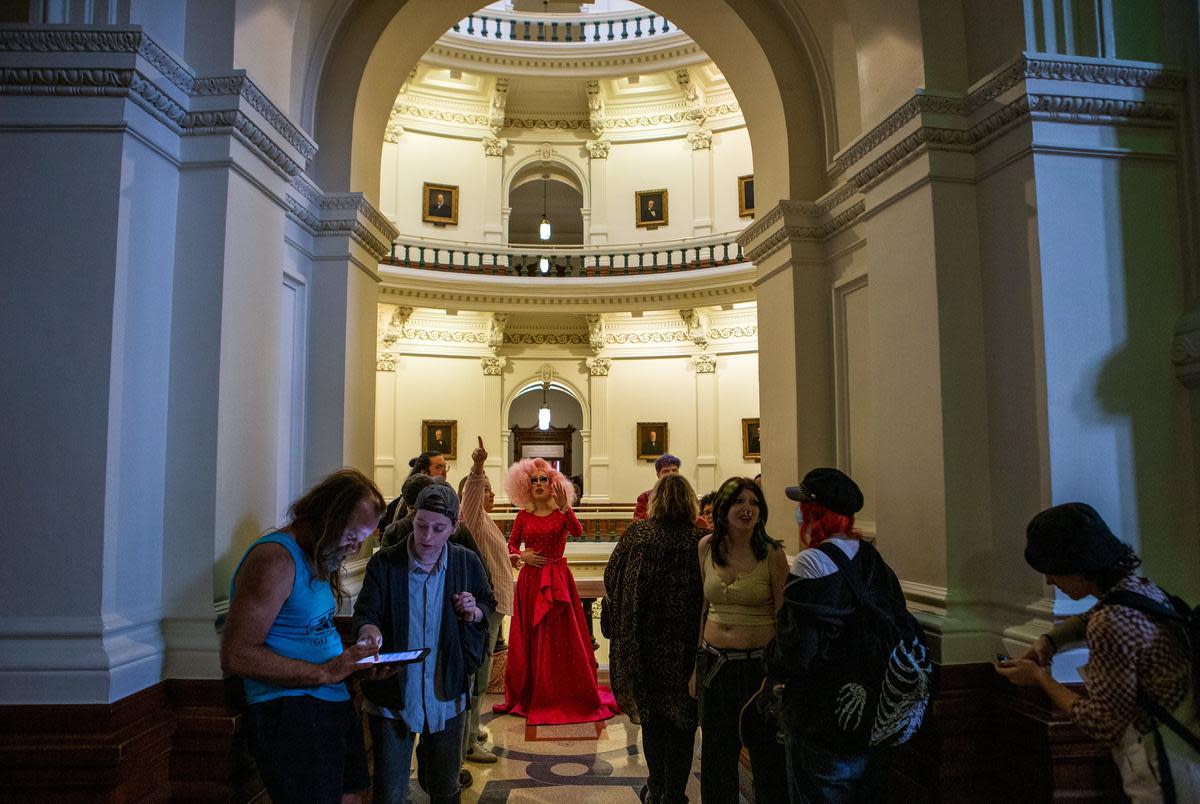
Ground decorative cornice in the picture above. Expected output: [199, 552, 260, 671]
[708, 326, 758, 339]
[0, 28, 317, 176]
[192, 73, 317, 163]
[585, 357, 611, 376]
[393, 328, 489, 344]
[505, 332, 587, 345]
[606, 331, 689, 344]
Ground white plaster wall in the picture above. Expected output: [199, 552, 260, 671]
[382, 132, 488, 239]
[712, 351, 764, 490]
[1034, 149, 1199, 598]
[375, 342, 761, 504]
[375, 355, 488, 498]
[382, 126, 754, 244]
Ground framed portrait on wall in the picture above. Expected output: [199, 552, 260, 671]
[422, 182, 459, 225]
[637, 422, 668, 460]
[738, 175, 755, 218]
[742, 417, 761, 461]
[635, 189, 668, 228]
[422, 419, 457, 460]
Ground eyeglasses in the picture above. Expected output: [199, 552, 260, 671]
[530, 475, 551, 485]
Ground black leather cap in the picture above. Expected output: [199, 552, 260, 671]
[785, 468, 863, 517]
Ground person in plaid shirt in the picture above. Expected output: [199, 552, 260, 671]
[997, 503, 1196, 803]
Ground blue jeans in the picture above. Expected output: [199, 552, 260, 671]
[783, 732, 876, 804]
[462, 610, 503, 754]
[369, 711, 464, 804]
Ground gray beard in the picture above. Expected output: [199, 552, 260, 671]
[318, 544, 345, 574]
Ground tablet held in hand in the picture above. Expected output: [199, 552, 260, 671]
[355, 647, 430, 666]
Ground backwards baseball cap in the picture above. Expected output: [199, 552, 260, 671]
[654, 453, 682, 474]
[785, 468, 863, 517]
[1024, 502, 1128, 575]
[414, 480, 459, 522]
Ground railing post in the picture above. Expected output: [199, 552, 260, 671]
[550, 21, 559, 41]
[606, 20, 615, 40]
[466, 15, 475, 35]
[620, 19, 629, 39]
[647, 14, 656, 35]
[634, 16, 643, 37]
[522, 20, 531, 40]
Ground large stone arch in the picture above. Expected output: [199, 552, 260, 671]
[305, 0, 856, 208]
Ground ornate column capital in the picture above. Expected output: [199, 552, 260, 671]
[482, 136, 507, 157]
[687, 129, 712, 150]
[377, 353, 398, 372]
[481, 356, 507, 376]
[694, 353, 716, 374]
[585, 139, 610, 159]
[586, 357, 611, 376]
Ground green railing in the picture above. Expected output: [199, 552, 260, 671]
[382, 234, 745, 277]
[449, 10, 677, 44]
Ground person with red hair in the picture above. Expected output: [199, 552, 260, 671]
[493, 458, 617, 725]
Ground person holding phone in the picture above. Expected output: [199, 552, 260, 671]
[353, 483, 496, 804]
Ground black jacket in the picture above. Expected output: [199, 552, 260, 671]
[353, 541, 496, 710]
[765, 541, 909, 747]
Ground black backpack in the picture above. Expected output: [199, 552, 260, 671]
[815, 542, 932, 748]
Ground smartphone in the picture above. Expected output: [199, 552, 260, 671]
[355, 647, 430, 666]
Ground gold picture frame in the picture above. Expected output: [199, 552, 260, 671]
[742, 417, 761, 462]
[421, 419, 457, 460]
[636, 422, 668, 460]
[738, 175, 755, 218]
[422, 182, 459, 226]
[635, 188, 668, 228]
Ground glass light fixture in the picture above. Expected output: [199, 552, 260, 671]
[539, 176, 551, 241]
[538, 382, 551, 430]
[538, 257, 550, 274]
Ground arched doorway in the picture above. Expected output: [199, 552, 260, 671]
[507, 172, 584, 245]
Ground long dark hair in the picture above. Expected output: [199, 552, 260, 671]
[408, 451, 442, 477]
[1088, 548, 1142, 593]
[286, 468, 385, 601]
[709, 476, 780, 567]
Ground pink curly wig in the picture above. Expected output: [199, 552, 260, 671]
[504, 458, 577, 509]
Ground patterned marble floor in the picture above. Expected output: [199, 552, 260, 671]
[406, 693, 706, 803]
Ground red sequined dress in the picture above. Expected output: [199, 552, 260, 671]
[493, 507, 618, 725]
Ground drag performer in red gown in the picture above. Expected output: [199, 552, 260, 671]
[493, 458, 617, 725]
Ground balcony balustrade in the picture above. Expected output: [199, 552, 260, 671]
[449, 9, 678, 44]
[382, 232, 746, 278]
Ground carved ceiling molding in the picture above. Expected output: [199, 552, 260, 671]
[377, 280, 757, 311]
[0, 28, 317, 178]
[830, 54, 1184, 180]
[421, 41, 707, 79]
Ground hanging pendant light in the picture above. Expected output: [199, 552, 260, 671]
[538, 256, 550, 274]
[539, 175, 552, 241]
[538, 381, 552, 430]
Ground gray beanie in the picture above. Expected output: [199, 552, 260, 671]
[414, 481, 459, 523]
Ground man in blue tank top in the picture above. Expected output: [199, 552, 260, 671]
[221, 468, 386, 804]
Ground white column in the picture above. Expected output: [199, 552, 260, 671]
[585, 358, 612, 501]
[482, 137, 506, 244]
[586, 141, 610, 245]
[688, 129, 714, 235]
[481, 356, 508, 488]
[694, 353, 719, 493]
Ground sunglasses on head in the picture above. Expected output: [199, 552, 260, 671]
[530, 475, 551, 485]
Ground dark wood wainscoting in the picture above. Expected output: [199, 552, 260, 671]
[0, 664, 1126, 802]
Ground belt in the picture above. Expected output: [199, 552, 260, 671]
[698, 642, 765, 689]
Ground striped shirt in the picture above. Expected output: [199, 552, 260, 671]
[460, 471, 514, 616]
